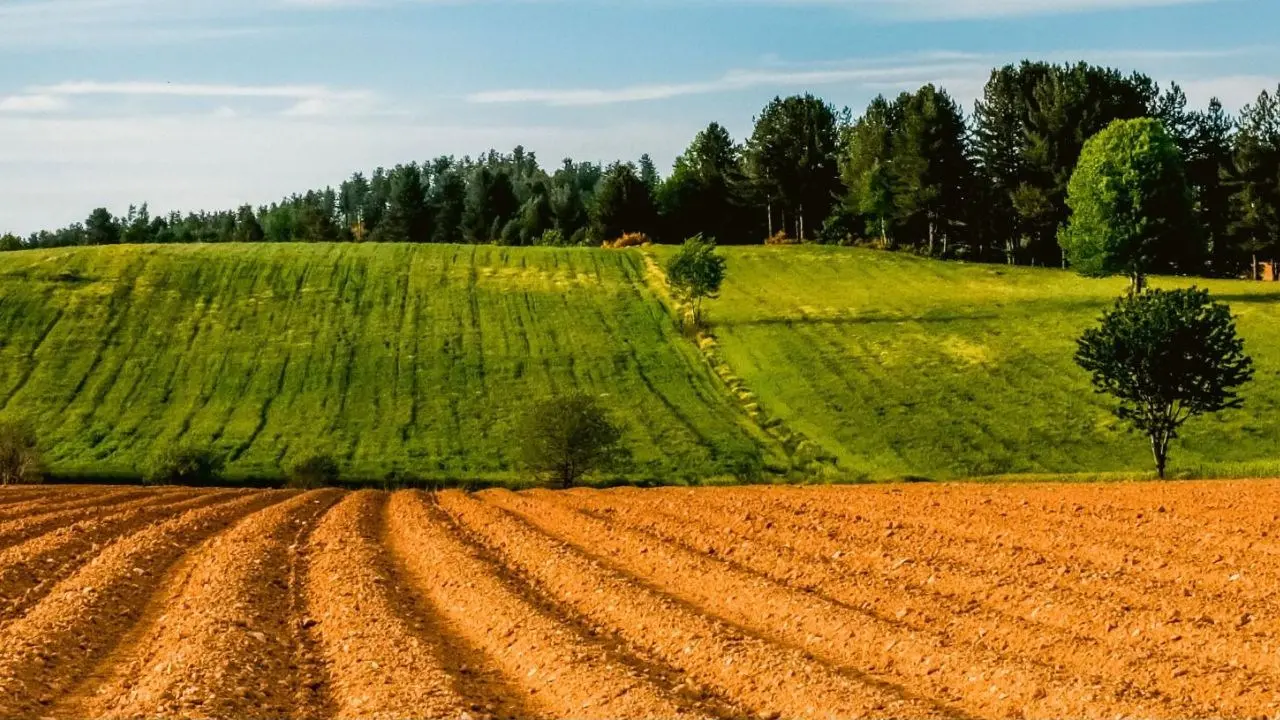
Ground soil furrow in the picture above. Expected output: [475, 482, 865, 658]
[441, 490, 950, 720]
[0, 489, 227, 624]
[0, 486, 165, 530]
[0, 490, 279, 717]
[304, 491, 508, 720]
[385, 491, 725, 720]
[688, 486, 1280, 683]
[550, 488, 1269, 718]
[78, 489, 342, 720]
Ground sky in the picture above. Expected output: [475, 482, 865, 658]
[1, 0, 1278, 235]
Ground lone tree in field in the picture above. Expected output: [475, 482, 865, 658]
[1059, 118, 1197, 295]
[519, 393, 625, 489]
[1076, 288, 1253, 478]
[0, 421, 42, 485]
[665, 235, 727, 329]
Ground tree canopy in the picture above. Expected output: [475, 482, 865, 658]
[1058, 118, 1197, 293]
[1076, 288, 1253, 478]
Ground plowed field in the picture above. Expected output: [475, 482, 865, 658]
[0, 481, 1277, 719]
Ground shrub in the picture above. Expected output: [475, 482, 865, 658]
[288, 454, 341, 489]
[0, 420, 42, 485]
[536, 229, 566, 247]
[765, 230, 798, 246]
[146, 446, 225, 487]
[602, 232, 653, 249]
[519, 393, 626, 488]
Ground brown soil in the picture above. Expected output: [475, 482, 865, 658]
[0, 482, 1276, 719]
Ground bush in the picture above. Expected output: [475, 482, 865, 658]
[536, 229, 566, 247]
[519, 393, 626, 488]
[602, 232, 652, 249]
[146, 446, 225, 487]
[765, 230, 798, 246]
[288, 454, 341, 489]
[0, 420, 42, 485]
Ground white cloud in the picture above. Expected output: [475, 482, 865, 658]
[0, 94, 67, 113]
[1181, 75, 1280, 111]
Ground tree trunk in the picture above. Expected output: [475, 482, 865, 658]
[927, 217, 935, 257]
[798, 205, 805, 242]
[767, 202, 773, 238]
[879, 218, 888, 249]
[1151, 434, 1169, 479]
[1130, 272, 1147, 296]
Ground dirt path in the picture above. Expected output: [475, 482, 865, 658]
[0, 491, 280, 717]
[72, 490, 341, 719]
[385, 491, 723, 719]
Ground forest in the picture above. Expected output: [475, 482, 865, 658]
[6, 60, 1280, 278]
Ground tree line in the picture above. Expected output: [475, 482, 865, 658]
[7, 60, 1280, 278]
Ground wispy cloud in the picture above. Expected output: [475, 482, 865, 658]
[34, 81, 371, 102]
[470, 47, 1260, 108]
[0, 94, 67, 113]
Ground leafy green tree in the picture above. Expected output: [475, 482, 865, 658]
[0, 233, 21, 252]
[746, 94, 844, 241]
[0, 420, 41, 485]
[1076, 288, 1253, 478]
[638, 153, 660, 196]
[85, 208, 121, 246]
[288, 453, 340, 489]
[519, 393, 626, 488]
[146, 446, 226, 487]
[1059, 118, 1197, 294]
[665, 235, 727, 328]
[592, 162, 656, 241]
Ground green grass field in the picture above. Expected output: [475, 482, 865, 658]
[3, 242, 1278, 486]
[0, 244, 773, 484]
[701, 245, 1280, 480]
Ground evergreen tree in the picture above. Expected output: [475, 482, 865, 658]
[746, 94, 844, 241]
[1228, 88, 1280, 276]
[464, 167, 520, 243]
[591, 162, 656, 241]
[233, 205, 265, 244]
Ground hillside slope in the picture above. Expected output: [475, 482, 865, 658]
[703, 246, 1280, 480]
[0, 244, 772, 483]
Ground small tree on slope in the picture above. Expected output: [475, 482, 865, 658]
[1075, 288, 1253, 478]
[665, 235, 727, 329]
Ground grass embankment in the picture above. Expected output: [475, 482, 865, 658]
[696, 245, 1280, 481]
[0, 244, 775, 485]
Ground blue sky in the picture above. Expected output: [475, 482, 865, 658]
[1, 0, 1277, 234]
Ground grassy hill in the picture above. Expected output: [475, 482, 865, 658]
[0, 244, 775, 484]
[3, 242, 1278, 486]
[700, 245, 1280, 480]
